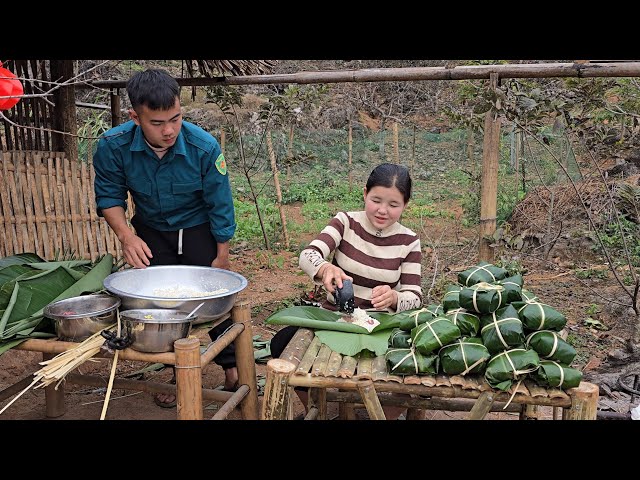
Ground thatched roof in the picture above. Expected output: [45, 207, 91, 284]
[184, 60, 277, 77]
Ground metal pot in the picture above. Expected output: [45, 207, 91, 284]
[119, 309, 193, 353]
[44, 294, 121, 342]
[103, 266, 248, 325]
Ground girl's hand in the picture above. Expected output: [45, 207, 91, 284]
[371, 285, 398, 310]
[317, 264, 351, 294]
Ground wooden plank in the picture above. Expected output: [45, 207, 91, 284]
[293, 335, 321, 374]
[9, 153, 29, 251]
[0, 154, 15, 256]
[28, 153, 49, 258]
[54, 155, 72, 254]
[403, 375, 422, 385]
[524, 379, 549, 398]
[371, 356, 388, 381]
[435, 374, 452, 387]
[68, 157, 85, 258]
[79, 160, 96, 259]
[355, 352, 373, 380]
[39, 154, 56, 259]
[324, 350, 343, 377]
[337, 356, 357, 378]
[421, 375, 437, 387]
[311, 344, 332, 377]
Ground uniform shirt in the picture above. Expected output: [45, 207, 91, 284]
[93, 120, 235, 243]
[299, 210, 422, 313]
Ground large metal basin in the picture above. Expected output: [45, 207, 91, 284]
[103, 266, 248, 324]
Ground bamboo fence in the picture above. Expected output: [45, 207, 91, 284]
[0, 151, 134, 260]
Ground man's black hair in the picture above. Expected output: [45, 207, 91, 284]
[126, 68, 180, 110]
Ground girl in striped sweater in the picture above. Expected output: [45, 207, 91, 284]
[270, 163, 423, 418]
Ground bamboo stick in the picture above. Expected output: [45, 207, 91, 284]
[324, 350, 342, 377]
[392, 121, 399, 164]
[348, 121, 353, 191]
[356, 352, 373, 380]
[308, 387, 327, 420]
[468, 391, 496, 420]
[54, 155, 71, 254]
[28, 153, 49, 258]
[266, 131, 290, 248]
[311, 344, 332, 376]
[337, 355, 358, 378]
[0, 155, 14, 256]
[80, 159, 97, 259]
[294, 335, 322, 374]
[421, 375, 437, 387]
[199, 323, 243, 367]
[371, 356, 388, 381]
[68, 157, 85, 258]
[8, 153, 28, 251]
[211, 384, 249, 420]
[281, 327, 315, 367]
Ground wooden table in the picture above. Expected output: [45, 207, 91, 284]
[0, 301, 259, 420]
[262, 328, 599, 420]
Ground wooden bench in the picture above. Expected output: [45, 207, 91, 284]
[0, 301, 259, 420]
[261, 328, 599, 420]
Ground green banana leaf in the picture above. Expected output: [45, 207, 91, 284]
[264, 306, 398, 334]
[0, 254, 113, 351]
[0, 253, 45, 268]
[314, 329, 393, 356]
[0, 265, 34, 285]
[27, 260, 91, 270]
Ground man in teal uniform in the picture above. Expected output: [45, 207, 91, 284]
[94, 68, 238, 408]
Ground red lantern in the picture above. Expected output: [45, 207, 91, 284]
[0, 61, 24, 111]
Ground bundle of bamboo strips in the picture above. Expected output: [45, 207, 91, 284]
[0, 325, 116, 416]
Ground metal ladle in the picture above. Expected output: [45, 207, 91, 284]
[184, 302, 205, 321]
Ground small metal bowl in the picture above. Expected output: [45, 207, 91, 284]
[119, 309, 193, 353]
[44, 294, 121, 342]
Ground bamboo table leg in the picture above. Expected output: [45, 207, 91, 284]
[468, 391, 495, 420]
[563, 382, 599, 420]
[262, 359, 296, 420]
[175, 337, 203, 420]
[43, 352, 65, 418]
[232, 301, 259, 420]
[309, 387, 327, 420]
[356, 379, 386, 420]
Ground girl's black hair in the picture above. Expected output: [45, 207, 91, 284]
[126, 69, 180, 111]
[365, 163, 412, 203]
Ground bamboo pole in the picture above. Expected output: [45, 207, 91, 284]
[32, 153, 52, 259]
[174, 337, 203, 420]
[54, 155, 72, 255]
[392, 121, 400, 164]
[42, 352, 65, 418]
[348, 121, 353, 192]
[26, 153, 46, 257]
[266, 130, 290, 248]
[86, 63, 640, 90]
[231, 301, 259, 420]
[478, 73, 502, 263]
[562, 382, 599, 420]
[356, 379, 386, 420]
[281, 328, 315, 367]
[0, 155, 14, 256]
[9, 153, 29, 252]
[110, 89, 121, 127]
[68, 157, 86, 258]
[308, 387, 327, 420]
[211, 384, 249, 420]
[468, 391, 496, 420]
[262, 358, 296, 420]
[199, 323, 243, 367]
[80, 160, 97, 259]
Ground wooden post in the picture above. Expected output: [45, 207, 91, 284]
[562, 382, 599, 420]
[478, 73, 502, 263]
[468, 391, 495, 420]
[43, 352, 65, 418]
[309, 387, 327, 420]
[406, 407, 428, 420]
[174, 337, 203, 420]
[348, 121, 353, 192]
[266, 131, 290, 248]
[232, 301, 259, 420]
[50, 60, 78, 163]
[356, 379, 386, 420]
[110, 89, 121, 127]
[411, 124, 416, 175]
[393, 121, 400, 164]
[520, 404, 541, 420]
[262, 358, 296, 420]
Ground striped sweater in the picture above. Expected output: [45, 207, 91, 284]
[299, 210, 422, 313]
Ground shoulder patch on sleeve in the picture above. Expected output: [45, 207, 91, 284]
[215, 153, 227, 175]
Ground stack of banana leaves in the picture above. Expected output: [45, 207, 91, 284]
[264, 261, 583, 391]
[0, 253, 114, 355]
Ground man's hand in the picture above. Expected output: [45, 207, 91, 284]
[121, 232, 153, 269]
[317, 264, 351, 294]
[371, 285, 398, 311]
[211, 241, 230, 270]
